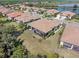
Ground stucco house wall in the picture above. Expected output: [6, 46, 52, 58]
[60, 41, 79, 51]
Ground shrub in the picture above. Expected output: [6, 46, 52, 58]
[47, 52, 59, 58]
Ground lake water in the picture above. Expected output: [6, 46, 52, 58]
[56, 0, 79, 2]
[55, 4, 79, 14]
[57, 4, 79, 7]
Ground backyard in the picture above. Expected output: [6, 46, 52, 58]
[18, 27, 55, 55]
[17, 29, 60, 57]
[17, 26, 79, 58]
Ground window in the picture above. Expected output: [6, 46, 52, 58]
[73, 45, 79, 51]
[63, 42, 72, 48]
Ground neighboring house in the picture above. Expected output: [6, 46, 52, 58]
[14, 12, 40, 23]
[47, 9, 59, 15]
[60, 23, 79, 51]
[27, 19, 61, 37]
[30, 7, 46, 13]
[0, 5, 4, 9]
[0, 6, 6, 13]
[59, 11, 76, 19]
[1, 8, 13, 16]
[6, 11, 23, 20]
[0, 6, 13, 16]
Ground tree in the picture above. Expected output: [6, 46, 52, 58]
[0, 25, 24, 58]
[0, 48, 5, 58]
[17, 23, 25, 31]
[11, 45, 28, 58]
[73, 4, 78, 12]
[37, 54, 43, 58]
[47, 53, 59, 58]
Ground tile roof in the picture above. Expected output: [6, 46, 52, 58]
[61, 23, 79, 46]
[61, 11, 76, 17]
[1, 8, 12, 14]
[7, 11, 23, 18]
[15, 12, 40, 22]
[0, 6, 13, 14]
[0, 6, 4, 9]
[47, 9, 59, 14]
[0, 6, 6, 12]
[28, 19, 60, 33]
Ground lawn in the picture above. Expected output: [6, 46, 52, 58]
[0, 17, 9, 22]
[17, 27, 63, 57]
[71, 18, 79, 22]
[66, 18, 79, 23]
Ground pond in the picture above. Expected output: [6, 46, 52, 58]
[55, 4, 79, 14]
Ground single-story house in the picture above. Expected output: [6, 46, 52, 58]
[27, 19, 61, 37]
[0, 6, 6, 13]
[30, 7, 46, 12]
[1, 8, 13, 16]
[0, 6, 12, 16]
[0, 5, 4, 9]
[60, 11, 76, 19]
[47, 9, 59, 14]
[14, 13, 40, 23]
[6, 11, 23, 20]
[60, 23, 79, 51]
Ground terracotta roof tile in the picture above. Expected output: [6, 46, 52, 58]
[0, 6, 6, 12]
[28, 19, 60, 33]
[61, 23, 79, 46]
[15, 13, 40, 22]
[7, 11, 23, 18]
[47, 9, 59, 14]
[61, 11, 76, 17]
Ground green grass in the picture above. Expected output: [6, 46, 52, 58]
[0, 17, 8, 21]
[0, 17, 11, 24]
[66, 18, 79, 22]
[5, 22, 25, 31]
[17, 28, 62, 57]
[72, 18, 79, 22]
